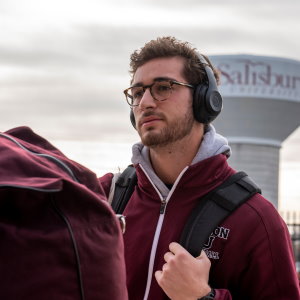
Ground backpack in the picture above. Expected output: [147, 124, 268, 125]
[111, 165, 261, 257]
[0, 127, 128, 300]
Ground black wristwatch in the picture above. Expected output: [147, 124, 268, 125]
[198, 288, 215, 300]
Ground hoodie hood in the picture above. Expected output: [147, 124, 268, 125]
[131, 124, 231, 197]
[191, 124, 231, 164]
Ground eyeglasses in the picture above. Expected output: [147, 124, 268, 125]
[124, 79, 194, 107]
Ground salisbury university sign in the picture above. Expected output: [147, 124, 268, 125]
[210, 55, 300, 102]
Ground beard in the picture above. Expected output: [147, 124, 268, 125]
[138, 110, 195, 148]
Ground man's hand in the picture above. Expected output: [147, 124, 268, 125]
[155, 242, 211, 300]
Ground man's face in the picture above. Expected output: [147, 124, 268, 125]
[132, 56, 196, 148]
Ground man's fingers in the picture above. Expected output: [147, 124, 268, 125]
[164, 251, 174, 263]
[154, 270, 162, 282]
[162, 263, 168, 271]
[155, 244, 212, 300]
[196, 250, 210, 262]
[196, 250, 211, 270]
[169, 242, 186, 254]
[196, 250, 207, 259]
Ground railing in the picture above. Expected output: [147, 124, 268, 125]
[280, 211, 300, 275]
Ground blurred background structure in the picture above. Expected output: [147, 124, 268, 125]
[211, 55, 300, 208]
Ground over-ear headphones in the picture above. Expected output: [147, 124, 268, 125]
[129, 54, 222, 128]
[193, 54, 222, 124]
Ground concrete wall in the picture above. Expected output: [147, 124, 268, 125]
[227, 143, 280, 207]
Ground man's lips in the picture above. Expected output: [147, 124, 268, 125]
[139, 115, 163, 128]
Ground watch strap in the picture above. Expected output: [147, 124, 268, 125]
[198, 288, 215, 300]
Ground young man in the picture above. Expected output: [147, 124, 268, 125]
[99, 37, 299, 300]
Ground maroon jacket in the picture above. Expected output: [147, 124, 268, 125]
[100, 154, 300, 300]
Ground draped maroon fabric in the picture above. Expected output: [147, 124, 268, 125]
[0, 126, 128, 300]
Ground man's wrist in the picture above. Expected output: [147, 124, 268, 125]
[198, 288, 215, 300]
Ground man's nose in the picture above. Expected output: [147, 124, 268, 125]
[139, 88, 157, 109]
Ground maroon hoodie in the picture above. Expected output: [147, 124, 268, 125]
[100, 154, 300, 300]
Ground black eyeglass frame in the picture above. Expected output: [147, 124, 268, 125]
[124, 79, 194, 107]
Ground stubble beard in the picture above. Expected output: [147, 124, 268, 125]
[139, 110, 195, 148]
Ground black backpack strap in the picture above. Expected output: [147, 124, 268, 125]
[180, 171, 261, 257]
[111, 165, 137, 214]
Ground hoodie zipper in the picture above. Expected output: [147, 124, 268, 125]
[160, 198, 167, 214]
[139, 165, 188, 300]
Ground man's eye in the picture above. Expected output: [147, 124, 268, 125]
[157, 83, 171, 92]
[132, 88, 144, 99]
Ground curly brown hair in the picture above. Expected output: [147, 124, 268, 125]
[129, 36, 220, 85]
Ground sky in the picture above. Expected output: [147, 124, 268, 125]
[0, 0, 299, 210]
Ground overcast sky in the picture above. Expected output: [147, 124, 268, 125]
[1, 0, 299, 138]
[0, 0, 299, 208]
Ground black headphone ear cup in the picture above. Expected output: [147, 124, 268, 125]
[193, 83, 208, 123]
[206, 90, 223, 117]
[193, 82, 222, 124]
[130, 110, 136, 129]
[193, 54, 223, 124]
